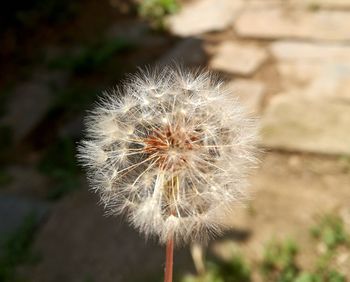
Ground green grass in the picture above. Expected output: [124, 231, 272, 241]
[181, 213, 349, 282]
[0, 214, 40, 282]
[311, 214, 349, 251]
[0, 126, 13, 163]
[138, 0, 180, 30]
[0, 84, 14, 118]
[211, 255, 251, 282]
[39, 37, 135, 201]
[0, 169, 13, 187]
[81, 274, 95, 282]
[294, 271, 345, 282]
[182, 254, 251, 282]
[50, 83, 99, 114]
[2, 0, 80, 31]
[338, 155, 350, 173]
[48, 37, 133, 75]
[0, 86, 14, 163]
[307, 3, 321, 11]
[261, 239, 299, 282]
[38, 137, 80, 200]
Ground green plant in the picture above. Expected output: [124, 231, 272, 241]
[138, 0, 180, 30]
[181, 213, 349, 282]
[309, 215, 348, 282]
[38, 137, 79, 200]
[213, 255, 251, 282]
[82, 274, 95, 282]
[50, 83, 98, 114]
[0, 169, 13, 187]
[182, 272, 224, 282]
[294, 272, 320, 282]
[182, 255, 251, 282]
[0, 126, 13, 162]
[311, 214, 349, 251]
[1, 0, 80, 32]
[338, 155, 350, 173]
[0, 214, 39, 282]
[261, 239, 299, 282]
[294, 270, 346, 282]
[0, 85, 14, 118]
[48, 37, 133, 74]
[307, 3, 321, 11]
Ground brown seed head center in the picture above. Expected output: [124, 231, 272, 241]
[143, 125, 199, 171]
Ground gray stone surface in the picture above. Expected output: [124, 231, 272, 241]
[158, 38, 207, 66]
[270, 41, 350, 62]
[4, 165, 50, 198]
[107, 21, 166, 47]
[226, 79, 266, 113]
[277, 62, 350, 101]
[168, 0, 243, 36]
[107, 21, 148, 42]
[0, 71, 68, 142]
[270, 42, 350, 101]
[235, 7, 350, 41]
[261, 95, 350, 155]
[256, 0, 350, 8]
[23, 189, 191, 282]
[58, 115, 84, 139]
[210, 41, 268, 75]
[0, 195, 49, 247]
[307, 65, 350, 102]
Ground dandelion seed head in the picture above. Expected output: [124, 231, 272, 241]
[77, 67, 259, 244]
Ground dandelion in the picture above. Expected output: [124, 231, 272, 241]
[77, 66, 259, 282]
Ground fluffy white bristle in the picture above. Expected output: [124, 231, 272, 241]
[77, 67, 259, 244]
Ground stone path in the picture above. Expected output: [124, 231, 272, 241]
[217, 153, 350, 277]
[168, 0, 243, 36]
[262, 95, 350, 155]
[3, 1, 350, 281]
[210, 41, 268, 76]
[235, 7, 350, 41]
[166, 0, 350, 279]
[168, 0, 350, 156]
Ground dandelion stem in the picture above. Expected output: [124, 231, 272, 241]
[164, 236, 174, 282]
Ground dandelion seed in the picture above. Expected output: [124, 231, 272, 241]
[77, 66, 259, 281]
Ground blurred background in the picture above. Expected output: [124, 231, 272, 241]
[0, 0, 350, 281]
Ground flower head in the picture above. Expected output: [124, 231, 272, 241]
[77, 67, 259, 244]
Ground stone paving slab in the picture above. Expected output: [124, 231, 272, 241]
[210, 41, 268, 75]
[251, 0, 350, 8]
[270, 41, 350, 101]
[277, 62, 350, 101]
[261, 95, 350, 155]
[303, 64, 350, 101]
[270, 41, 350, 62]
[168, 0, 243, 36]
[226, 79, 266, 113]
[292, 0, 350, 8]
[235, 7, 350, 41]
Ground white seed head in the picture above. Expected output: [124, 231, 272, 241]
[77, 67, 259, 244]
